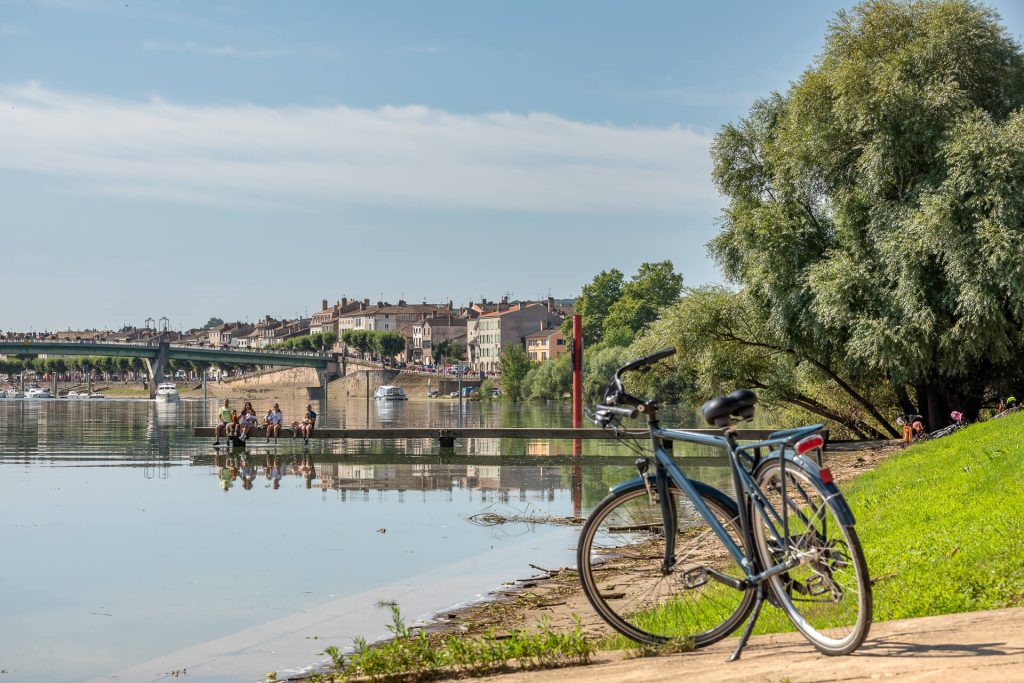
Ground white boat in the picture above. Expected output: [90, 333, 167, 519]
[373, 385, 408, 401]
[25, 387, 53, 399]
[65, 390, 82, 399]
[6, 387, 24, 398]
[155, 381, 180, 402]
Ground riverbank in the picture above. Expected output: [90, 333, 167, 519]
[422, 439, 903, 645]
[306, 413, 1024, 681]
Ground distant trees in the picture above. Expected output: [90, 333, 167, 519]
[342, 330, 373, 359]
[341, 330, 406, 364]
[431, 340, 465, 366]
[268, 331, 339, 352]
[201, 317, 224, 330]
[563, 261, 683, 346]
[498, 344, 533, 402]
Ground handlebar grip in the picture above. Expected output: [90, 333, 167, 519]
[596, 404, 639, 419]
[620, 347, 677, 373]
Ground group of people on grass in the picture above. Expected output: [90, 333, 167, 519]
[213, 398, 317, 445]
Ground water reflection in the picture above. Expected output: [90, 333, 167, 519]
[0, 397, 739, 683]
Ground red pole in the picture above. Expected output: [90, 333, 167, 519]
[572, 315, 583, 430]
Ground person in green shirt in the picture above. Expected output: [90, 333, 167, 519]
[214, 398, 232, 445]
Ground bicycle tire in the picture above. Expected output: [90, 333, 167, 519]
[752, 457, 872, 655]
[577, 478, 755, 646]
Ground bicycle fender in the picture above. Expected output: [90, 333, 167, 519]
[609, 476, 738, 516]
[792, 453, 857, 527]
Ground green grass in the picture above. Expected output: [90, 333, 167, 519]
[606, 412, 1024, 645]
[313, 605, 592, 682]
[845, 412, 1024, 620]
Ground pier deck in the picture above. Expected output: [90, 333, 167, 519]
[192, 426, 793, 448]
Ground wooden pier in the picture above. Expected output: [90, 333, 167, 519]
[192, 426, 786, 448]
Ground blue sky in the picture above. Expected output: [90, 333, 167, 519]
[2, 0, 1023, 331]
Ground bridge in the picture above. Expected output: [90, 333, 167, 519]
[0, 339, 341, 397]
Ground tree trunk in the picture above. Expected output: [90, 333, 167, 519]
[894, 384, 917, 416]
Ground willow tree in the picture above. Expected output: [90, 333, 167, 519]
[709, 0, 1024, 427]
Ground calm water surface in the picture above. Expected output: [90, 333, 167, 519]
[0, 397, 731, 682]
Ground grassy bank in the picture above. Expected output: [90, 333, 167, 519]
[607, 413, 1024, 644]
[846, 411, 1024, 619]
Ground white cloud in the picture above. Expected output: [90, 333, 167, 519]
[0, 82, 717, 213]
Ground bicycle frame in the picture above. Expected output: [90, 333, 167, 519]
[645, 423, 823, 587]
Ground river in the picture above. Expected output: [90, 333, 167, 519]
[0, 396, 733, 682]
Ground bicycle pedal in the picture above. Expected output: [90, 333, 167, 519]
[804, 574, 830, 596]
[681, 567, 708, 590]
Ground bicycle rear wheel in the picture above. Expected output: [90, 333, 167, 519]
[577, 478, 755, 646]
[752, 458, 872, 655]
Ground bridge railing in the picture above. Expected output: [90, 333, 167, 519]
[0, 339, 333, 359]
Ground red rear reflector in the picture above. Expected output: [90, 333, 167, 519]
[795, 434, 824, 455]
[819, 467, 834, 485]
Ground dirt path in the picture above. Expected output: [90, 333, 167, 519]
[471, 607, 1024, 682]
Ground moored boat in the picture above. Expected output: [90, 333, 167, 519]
[373, 385, 408, 401]
[155, 382, 180, 402]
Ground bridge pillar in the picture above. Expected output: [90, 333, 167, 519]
[318, 370, 330, 425]
[145, 341, 170, 398]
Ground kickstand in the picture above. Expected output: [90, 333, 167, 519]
[728, 583, 766, 662]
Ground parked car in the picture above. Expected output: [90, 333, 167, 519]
[427, 390, 440, 398]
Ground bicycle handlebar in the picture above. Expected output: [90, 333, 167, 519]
[595, 404, 639, 419]
[618, 347, 676, 375]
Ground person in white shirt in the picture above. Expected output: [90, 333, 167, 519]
[267, 403, 284, 442]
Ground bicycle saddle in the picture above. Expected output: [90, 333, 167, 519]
[701, 389, 757, 427]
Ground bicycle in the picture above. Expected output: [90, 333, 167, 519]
[577, 347, 872, 660]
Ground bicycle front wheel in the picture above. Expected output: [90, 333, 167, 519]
[753, 458, 872, 655]
[577, 478, 755, 646]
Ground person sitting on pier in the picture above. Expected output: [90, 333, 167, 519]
[301, 404, 316, 444]
[238, 401, 258, 441]
[267, 403, 283, 443]
[213, 399, 232, 446]
[228, 410, 241, 440]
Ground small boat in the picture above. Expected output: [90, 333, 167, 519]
[155, 382, 180, 402]
[25, 387, 53, 399]
[6, 387, 24, 398]
[373, 385, 408, 401]
[65, 390, 81, 399]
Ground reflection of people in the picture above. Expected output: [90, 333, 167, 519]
[266, 455, 283, 490]
[300, 454, 316, 489]
[216, 453, 233, 491]
[267, 403, 283, 442]
[240, 458, 255, 490]
[214, 399, 232, 445]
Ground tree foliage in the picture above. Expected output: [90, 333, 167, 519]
[498, 344, 534, 402]
[706, 0, 1024, 427]
[564, 261, 684, 345]
[431, 339, 466, 365]
[201, 317, 224, 330]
